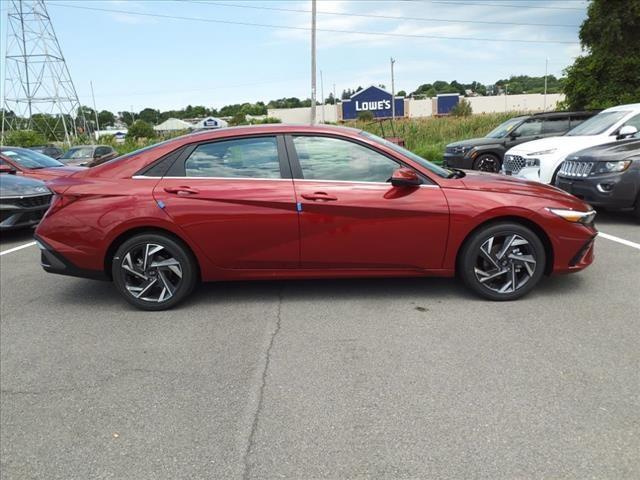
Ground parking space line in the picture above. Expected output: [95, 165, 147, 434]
[0, 241, 36, 256]
[598, 232, 640, 251]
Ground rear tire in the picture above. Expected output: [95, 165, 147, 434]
[460, 222, 546, 301]
[473, 154, 501, 173]
[112, 233, 197, 311]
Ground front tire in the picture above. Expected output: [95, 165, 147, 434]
[460, 222, 546, 301]
[112, 233, 197, 311]
[473, 154, 501, 173]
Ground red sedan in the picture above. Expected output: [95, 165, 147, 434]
[35, 125, 596, 310]
[0, 147, 85, 181]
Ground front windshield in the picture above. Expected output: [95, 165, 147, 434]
[62, 147, 94, 159]
[566, 111, 629, 136]
[0, 148, 64, 169]
[361, 131, 452, 178]
[485, 117, 525, 138]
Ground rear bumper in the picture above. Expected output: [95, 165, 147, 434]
[34, 235, 107, 280]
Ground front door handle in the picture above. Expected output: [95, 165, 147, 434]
[164, 186, 200, 195]
[301, 192, 338, 201]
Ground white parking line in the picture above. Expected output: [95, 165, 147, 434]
[0, 241, 36, 256]
[598, 232, 640, 251]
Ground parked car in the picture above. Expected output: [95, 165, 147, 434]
[0, 168, 52, 230]
[59, 144, 118, 167]
[555, 136, 640, 219]
[443, 111, 597, 172]
[1, 147, 85, 181]
[29, 145, 64, 159]
[502, 103, 640, 183]
[36, 125, 597, 310]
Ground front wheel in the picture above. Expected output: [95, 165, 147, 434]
[473, 154, 501, 173]
[112, 233, 198, 311]
[460, 222, 546, 301]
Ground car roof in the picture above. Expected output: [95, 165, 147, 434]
[530, 110, 599, 118]
[178, 123, 364, 142]
[602, 103, 640, 113]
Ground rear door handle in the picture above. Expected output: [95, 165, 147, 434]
[164, 186, 200, 195]
[301, 192, 338, 201]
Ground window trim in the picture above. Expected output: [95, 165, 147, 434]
[284, 133, 434, 185]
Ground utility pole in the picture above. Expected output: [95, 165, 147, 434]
[310, 0, 317, 124]
[543, 57, 548, 111]
[390, 57, 396, 120]
[320, 70, 325, 124]
[90, 81, 99, 143]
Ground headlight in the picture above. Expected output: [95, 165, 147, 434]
[450, 145, 472, 154]
[547, 208, 596, 225]
[528, 148, 557, 156]
[592, 160, 632, 174]
[524, 158, 540, 167]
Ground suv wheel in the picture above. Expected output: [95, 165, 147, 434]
[460, 222, 546, 301]
[473, 154, 501, 173]
[112, 233, 197, 311]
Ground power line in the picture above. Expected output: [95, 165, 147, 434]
[47, 2, 579, 45]
[184, 0, 580, 28]
[431, 1, 586, 11]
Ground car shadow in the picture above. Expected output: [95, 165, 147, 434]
[0, 228, 35, 247]
[594, 209, 637, 226]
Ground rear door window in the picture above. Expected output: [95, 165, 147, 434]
[514, 118, 542, 137]
[542, 117, 570, 134]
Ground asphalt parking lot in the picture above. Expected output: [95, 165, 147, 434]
[1, 213, 639, 479]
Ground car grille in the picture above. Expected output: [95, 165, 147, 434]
[503, 154, 526, 174]
[1, 194, 52, 208]
[558, 161, 594, 178]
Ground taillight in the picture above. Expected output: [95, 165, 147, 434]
[44, 193, 78, 218]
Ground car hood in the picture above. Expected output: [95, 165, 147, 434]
[447, 137, 502, 148]
[506, 135, 610, 157]
[0, 174, 50, 197]
[458, 171, 587, 207]
[568, 138, 640, 162]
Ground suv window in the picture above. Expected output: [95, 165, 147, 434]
[293, 136, 399, 182]
[543, 117, 570, 134]
[513, 118, 542, 137]
[184, 136, 281, 178]
[95, 147, 111, 156]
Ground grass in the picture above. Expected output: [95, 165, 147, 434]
[347, 112, 520, 163]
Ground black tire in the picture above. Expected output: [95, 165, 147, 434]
[459, 222, 546, 301]
[112, 233, 198, 311]
[473, 154, 501, 173]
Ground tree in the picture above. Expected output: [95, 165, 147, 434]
[138, 108, 160, 125]
[396, 90, 406, 97]
[451, 99, 472, 117]
[119, 111, 136, 126]
[2, 129, 47, 147]
[98, 110, 115, 127]
[563, 0, 640, 109]
[126, 120, 155, 139]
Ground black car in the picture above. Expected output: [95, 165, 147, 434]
[29, 145, 64, 159]
[444, 111, 597, 172]
[555, 137, 640, 219]
[0, 169, 52, 230]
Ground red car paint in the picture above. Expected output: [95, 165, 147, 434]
[35, 125, 596, 282]
[0, 153, 85, 181]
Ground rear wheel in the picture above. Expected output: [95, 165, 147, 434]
[112, 233, 197, 311]
[460, 222, 546, 301]
[473, 154, 501, 173]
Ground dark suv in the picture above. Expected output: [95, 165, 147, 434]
[444, 111, 598, 172]
[555, 137, 639, 220]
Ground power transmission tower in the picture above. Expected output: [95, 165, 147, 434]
[1, 0, 88, 144]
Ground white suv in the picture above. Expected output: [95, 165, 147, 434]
[502, 103, 640, 184]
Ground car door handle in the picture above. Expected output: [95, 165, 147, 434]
[164, 186, 200, 195]
[301, 192, 338, 201]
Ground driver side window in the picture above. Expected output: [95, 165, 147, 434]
[514, 118, 542, 137]
[293, 136, 399, 182]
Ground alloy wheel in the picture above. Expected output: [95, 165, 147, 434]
[473, 234, 537, 294]
[476, 155, 500, 173]
[121, 243, 183, 303]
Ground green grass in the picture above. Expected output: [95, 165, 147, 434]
[347, 112, 520, 163]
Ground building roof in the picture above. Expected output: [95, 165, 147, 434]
[153, 118, 193, 131]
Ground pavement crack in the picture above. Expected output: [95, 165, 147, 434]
[241, 286, 284, 480]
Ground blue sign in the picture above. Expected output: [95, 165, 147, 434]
[342, 86, 404, 120]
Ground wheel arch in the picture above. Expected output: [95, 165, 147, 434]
[455, 215, 554, 275]
[104, 226, 202, 281]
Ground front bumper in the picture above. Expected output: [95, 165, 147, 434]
[555, 170, 639, 210]
[35, 235, 107, 280]
[0, 195, 51, 230]
[503, 165, 542, 182]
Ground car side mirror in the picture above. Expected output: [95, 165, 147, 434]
[391, 167, 422, 187]
[617, 125, 638, 139]
[0, 164, 16, 174]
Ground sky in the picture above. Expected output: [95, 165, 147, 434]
[0, 0, 589, 113]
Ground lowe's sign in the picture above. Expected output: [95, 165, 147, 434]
[342, 86, 404, 120]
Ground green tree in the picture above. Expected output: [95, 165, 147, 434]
[396, 90, 407, 97]
[451, 98, 473, 117]
[97, 110, 116, 127]
[563, 0, 640, 109]
[2, 129, 47, 147]
[126, 120, 155, 139]
[138, 108, 160, 125]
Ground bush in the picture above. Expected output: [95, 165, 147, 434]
[229, 113, 247, 126]
[126, 120, 155, 140]
[2, 129, 48, 147]
[357, 111, 374, 121]
[451, 99, 473, 117]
